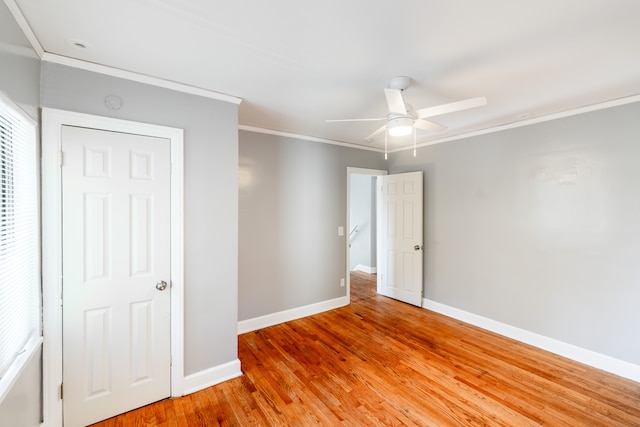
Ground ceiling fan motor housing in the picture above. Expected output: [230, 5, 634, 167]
[389, 76, 411, 91]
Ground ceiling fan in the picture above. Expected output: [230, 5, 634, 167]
[327, 76, 487, 142]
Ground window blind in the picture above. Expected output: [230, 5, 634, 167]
[0, 93, 39, 381]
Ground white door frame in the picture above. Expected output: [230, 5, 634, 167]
[346, 167, 387, 300]
[41, 108, 185, 426]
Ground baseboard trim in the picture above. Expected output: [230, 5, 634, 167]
[353, 265, 377, 274]
[423, 298, 640, 383]
[180, 359, 242, 396]
[238, 296, 350, 335]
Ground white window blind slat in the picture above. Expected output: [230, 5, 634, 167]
[0, 92, 40, 382]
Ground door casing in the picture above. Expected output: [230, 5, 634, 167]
[41, 108, 185, 426]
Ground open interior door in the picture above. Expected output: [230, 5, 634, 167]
[377, 171, 423, 307]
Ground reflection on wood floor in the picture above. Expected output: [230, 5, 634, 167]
[91, 271, 640, 426]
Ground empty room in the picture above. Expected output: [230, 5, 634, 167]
[1, 0, 639, 425]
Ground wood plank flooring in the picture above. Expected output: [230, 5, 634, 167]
[91, 272, 640, 426]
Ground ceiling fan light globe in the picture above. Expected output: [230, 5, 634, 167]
[388, 126, 413, 136]
[388, 117, 414, 136]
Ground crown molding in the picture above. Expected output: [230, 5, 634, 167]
[239, 125, 383, 153]
[3, 0, 45, 57]
[3, 0, 243, 105]
[391, 93, 640, 153]
[243, 94, 640, 154]
[42, 53, 242, 104]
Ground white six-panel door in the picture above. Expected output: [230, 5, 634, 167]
[61, 125, 171, 426]
[378, 171, 424, 307]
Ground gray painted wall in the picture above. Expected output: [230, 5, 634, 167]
[0, 3, 41, 425]
[0, 3, 40, 120]
[349, 174, 375, 271]
[41, 63, 239, 375]
[388, 101, 640, 365]
[238, 130, 386, 321]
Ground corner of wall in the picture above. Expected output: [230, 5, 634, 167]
[180, 359, 242, 396]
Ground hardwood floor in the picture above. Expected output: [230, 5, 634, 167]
[92, 271, 640, 426]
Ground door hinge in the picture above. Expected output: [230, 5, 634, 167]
[60, 383, 63, 399]
[59, 151, 64, 167]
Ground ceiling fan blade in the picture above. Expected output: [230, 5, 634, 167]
[416, 96, 487, 119]
[325, 117, 385, 123]
[365, 125, 387, 142]
[384, 88, 407, 115]
[414, 119, 446, 133]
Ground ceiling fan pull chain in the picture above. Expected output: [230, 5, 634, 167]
[413, 126, 417, 157]
[385, 130, 388, 160]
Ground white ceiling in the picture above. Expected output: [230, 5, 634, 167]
[8, 0, 640, 150]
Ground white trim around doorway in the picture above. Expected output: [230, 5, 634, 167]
[41, 108, 185, 426]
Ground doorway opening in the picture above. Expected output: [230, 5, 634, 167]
[346, 167, 387, 301]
